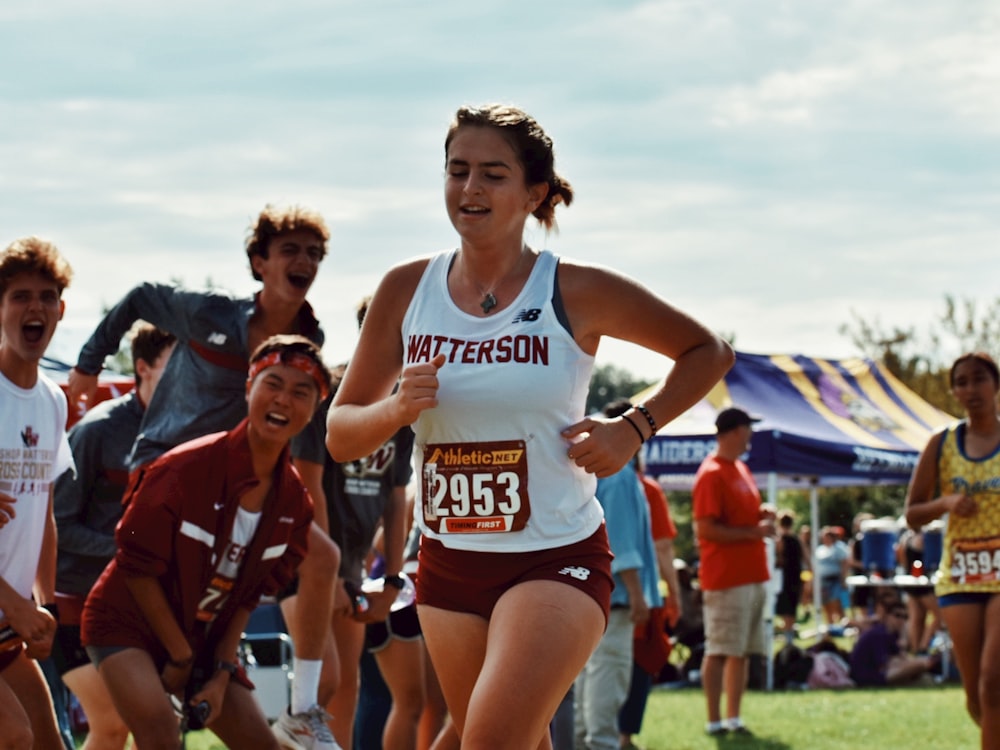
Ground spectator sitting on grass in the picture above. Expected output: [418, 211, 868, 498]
[849, 597, 937, 687]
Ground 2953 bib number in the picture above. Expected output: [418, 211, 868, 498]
[421, 440, 531, 534]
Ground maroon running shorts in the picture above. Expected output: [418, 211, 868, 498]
[416, 524, 614, 623]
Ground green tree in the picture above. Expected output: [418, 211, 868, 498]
[839, 294, 1000, 415]
[937, 294, 1000, 359]
[585, 363, 655, 415]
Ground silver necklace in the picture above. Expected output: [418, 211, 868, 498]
[480, 291, 499, 314]
[471, 248, 527, 314]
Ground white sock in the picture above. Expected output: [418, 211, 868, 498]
[291, 658, 322, 714]
[725, 717, 745, 729]
[706, 721, 724, 733]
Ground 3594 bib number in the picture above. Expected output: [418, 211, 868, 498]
[949, 539, 1000, 585]
[421, 440, 530, 534]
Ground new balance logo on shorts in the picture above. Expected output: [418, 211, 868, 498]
[558, 566, 591, 581]
[511, 308, 541, 323]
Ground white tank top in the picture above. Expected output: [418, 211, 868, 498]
[402, 249, 604, 552]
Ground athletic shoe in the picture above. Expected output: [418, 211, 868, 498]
[705, 725, 728, 737]
[272, 705, 341, 750]
[729, 724, 755, 737]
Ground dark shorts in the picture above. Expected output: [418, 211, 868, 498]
[416, 524, 613, 623]
[820, 576, 845, 605]
[84, 644, 130, 669]
[52, 624, 91, 675]
[84, 645, 255, 691]
[775, 585, 802, 617]
[0, 645, 22, 673]
[277, 576, 299, 602]
[851, 585, 872, 609]
[939, 591, 998, 608]
[365, 603, 422, 653]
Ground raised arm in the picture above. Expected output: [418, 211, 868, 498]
[559, 262, 734, 477]
[70, 282, 198, 407]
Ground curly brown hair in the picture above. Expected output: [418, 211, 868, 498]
[0, 236, 73, 299]
[245, 204, 330, 281]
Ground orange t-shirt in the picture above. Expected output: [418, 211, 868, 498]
[640, 473, 677, 541]
[692, 455, 768, 591]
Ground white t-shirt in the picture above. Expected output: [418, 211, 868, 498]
[196, 505, 262, 624]
[814, 540, 850, 579]
[0, 371, 73, 620]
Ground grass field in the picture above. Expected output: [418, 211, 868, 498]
[634, 683, 977, 749]
[73, 612, 972, 749]
[134, 683, 977, 749]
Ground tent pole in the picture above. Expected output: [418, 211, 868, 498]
[765, 472, 778, 691]
[810, 479, 821, 637]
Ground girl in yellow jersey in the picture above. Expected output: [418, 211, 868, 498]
[905, 352, 1000, 750]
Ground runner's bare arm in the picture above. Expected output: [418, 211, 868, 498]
[327, 259, 438, 461]
[558, 262, 733, 477]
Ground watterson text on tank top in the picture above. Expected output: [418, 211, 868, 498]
[406, 334, 549, 365]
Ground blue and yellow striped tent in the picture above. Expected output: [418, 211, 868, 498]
[640, 351, 955, 486]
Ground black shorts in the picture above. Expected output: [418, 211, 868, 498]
[364, 603, 422, 653]
[277, 576, 299, 602]
[851, 585, 872, 609]
[775, 585, 802, 617]
[51, 624, 91, 675]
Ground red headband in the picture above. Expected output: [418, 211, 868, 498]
[247, 351, 329, 401]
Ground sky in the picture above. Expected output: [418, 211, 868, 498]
[2, 1, 998, 381]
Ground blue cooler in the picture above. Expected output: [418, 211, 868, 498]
[861, 518, 898, 577]
[922, 520, 945, 573]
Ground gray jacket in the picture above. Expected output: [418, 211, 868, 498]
[75, 282, 323, 470]
[54, 391, 142, 595]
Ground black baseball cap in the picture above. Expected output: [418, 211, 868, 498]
[715, 407, 761, 434]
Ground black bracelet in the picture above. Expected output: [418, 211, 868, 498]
[215, 660, 240, 677]
[383, 574, 406, 590]
[41, 602, 60, 622]
[634, 404, 658, 437]
[621, 414, 645, 446]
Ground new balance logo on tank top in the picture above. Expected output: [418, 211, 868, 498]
[402, 250, 604, 553]
[935, 422, 1000, 597]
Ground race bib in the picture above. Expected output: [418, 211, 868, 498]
[948, 538, 1000, 585]
[421, 440, 530, 534]
[196, 573, 235, 623]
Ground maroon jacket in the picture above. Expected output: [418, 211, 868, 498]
[81, 418, 312, 659]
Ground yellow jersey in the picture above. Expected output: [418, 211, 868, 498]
[935, 422, 1000, 596]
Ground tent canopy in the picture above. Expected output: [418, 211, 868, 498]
[638, 351, 955, 488]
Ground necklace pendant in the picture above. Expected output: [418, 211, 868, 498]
[480, 292, 498, 314]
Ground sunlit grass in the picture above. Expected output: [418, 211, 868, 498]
[635, 683, 975, 750]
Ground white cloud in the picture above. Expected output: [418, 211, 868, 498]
[712, 66, 859, 126]
[3, 0, 999, 381]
